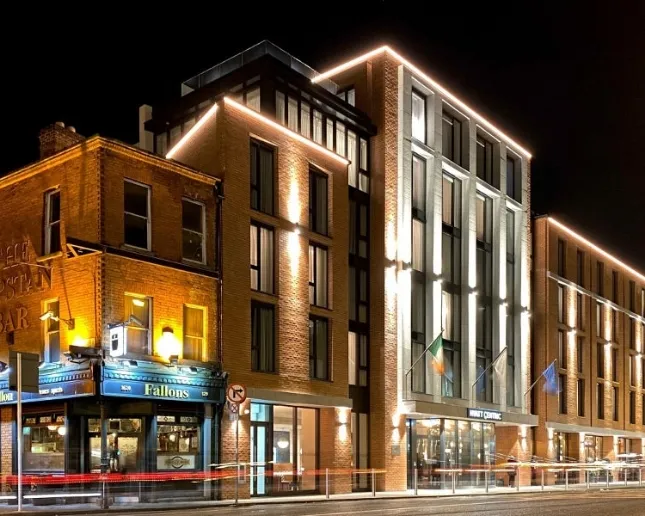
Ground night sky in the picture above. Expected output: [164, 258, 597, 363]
[3, 3, 644, 268]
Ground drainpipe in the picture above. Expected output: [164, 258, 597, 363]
[215, 182, 225, 366]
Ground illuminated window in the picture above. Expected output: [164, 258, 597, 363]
[300, 101, 311, 139]
[182, 199, 205, 264]
[412, 154, 426, 273]
[124, 294, 151, 355]
[411, 90, 426, 143]
[287, 97, 298, 132]
[347, 130, 358, 188]
[557, 285, 565, 323]
[44, 189, 61, 255]
[124, 179, 150, 250]
[183, 305, 205, 361]
[43, 299, 60, 363]
[338, 87, 356, 107]
[250, 222, 274, 294]
[276, 91, 285, 124]
[313, 110, 323, 144]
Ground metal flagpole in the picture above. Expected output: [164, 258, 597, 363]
[404, 331, 443, 399]
[522, 359, 557, 403]
[471, 347, 508, 404]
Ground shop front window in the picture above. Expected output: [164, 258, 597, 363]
[156, 415, 201, 470]
[23, 415, 65, 472]
[89, 418, 142, 473]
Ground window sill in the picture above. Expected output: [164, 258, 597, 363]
[36, 250, 63, 263]
[122, 244, 155, 256]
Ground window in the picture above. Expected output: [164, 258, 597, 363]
[309, 316, 329, 380]
[309, 168, 328, 235]
[349, 197, 369, 259]
[612, 271, 619, 303]
[313, 110, 323, 145]
[326, 119, 334, 151]
[338, 87, 356, 107]
[183, 305, 205, 361]
[300, 101, 311, 139]
[442, 110, 463, 167]
[23, 416, 65, 472]
[442, 291, 462, 398]
[309, 244, 328, 308]
[596, 301, 603, 337]
[182, 199, 205, 263]
[613, 386, 619, 421]
[557, 239, 566, 277]
[44, 190, 61, 255]
[124, 180, 150, 250]
[577, 293, 584, 330]
[412, 155, 426, 272]
[577, 250, 585, 287]
[629, 391, 636, 424]
[629, 317, 636, 350]
[612, 309, 618, 342]
[596, 261, 604, 296]
[630, 354, 636, 387]
[251, 302, 275, 372]
[250, 140, 274, 215]
[287, 97, 299, 132]
[276, 91, 286, 124]
[250, 223, 274, 294]
[245, 86, 260, 112]
[558, 330, 567, 369]
[43, 299, 60, 362]
[411, 90, 426, 143]
[351, 412, 369, 490]
[506, 154, 521, 202]
[559, 374, 567, 414]
[597, 343, 605, 379]
[476, 135, 496, 188]
[349, 266, 368, 324]
[577, 378, 585, 417]
[411, 274, 426, 394]
[348, 331, 368, 387]
[611, 347, 618, 382]
[629, 280, 636, 312]
[577, 337, 584, 373]
[124, 294, 151, 355]
[597, 383, 604, 419]
[336, 122, 346, 157]
[557, 285, 565, 323]
[347, 130, 358, 189]
[358, 137, 369, 193]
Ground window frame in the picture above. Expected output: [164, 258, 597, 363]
[251, 301, 276, 373]
[124, 179, 151, 251]
[308, 242, 328, 308]
[442, 109, 463, 167]
[181, 198, 206, 265]
[44, 189, 61, 256]
[309, 315, 330, 381]
[476, 134, 496, 188]
[124, 293, 152, 355]
[250, 221, 275, 294]
[250, 139, 275, 216]
[183, 304, 206, 361]
[411, 89, 426, 144]
[43, 298, 60, 363]
[309, 167, 329, 236]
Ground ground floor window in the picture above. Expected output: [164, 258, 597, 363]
[88, 417, 143, 473]
[156, 415, 201, 470]
[250, 403, 318, 496]
[407, 418, 495, 489]
[583, 434, 603, 462]
[351, 412, 370, 490]
[23, 414, 65, 472]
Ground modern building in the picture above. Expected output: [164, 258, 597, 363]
[533, 216, 645, 480]
[143, 40, 535, 494]
[0, 123, 226, 500]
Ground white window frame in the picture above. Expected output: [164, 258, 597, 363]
[44, 189, 61, 255]
[124, 179, 151, 251]
[182, 198, 206, 265]
[183, 304, 206, 361]
[42, 298, 60, 363]
[124, 293, 151, 355]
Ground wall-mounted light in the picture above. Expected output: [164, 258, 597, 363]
[469, 287, 478, 296]
[158, 326, 181, 361]
[294, 224, 301, 236]
[39, 311, 75, 329]
[569, 328, 577, 337]
[277, 438, 289, 449]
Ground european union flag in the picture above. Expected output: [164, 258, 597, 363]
[543, 361, 558, 395]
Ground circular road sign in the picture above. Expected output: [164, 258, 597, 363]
[226, 383, 247, 404]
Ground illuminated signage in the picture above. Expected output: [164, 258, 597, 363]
[0, 379, 94, 405]
[467, 408, 503, 422]
[144, 384, 189, 399]
[102, 378, 217, 403]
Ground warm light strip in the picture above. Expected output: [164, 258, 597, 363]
[549, 217, 645, 283]
[313, 46, 532, 159]
[166, 103, 219, 160]
[224, 97, 349, 165]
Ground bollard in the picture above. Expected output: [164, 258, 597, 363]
[516, 467, 520, 492]
[565, 469, 568, 490]
[325, 468, 329, 499]
[586, 470, 589, 490]
[485, 469, 489, 494]
[606, 470, 609, 489]
[625, 468, 628, 487]
[452, 472, 456, 494]
[414, 468, 418, 496]
[541, 469, 544, 491]
[372, 469, 376, 498]
[640, 468, 642, 488]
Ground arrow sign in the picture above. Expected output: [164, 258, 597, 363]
[226, 383, 247, 404]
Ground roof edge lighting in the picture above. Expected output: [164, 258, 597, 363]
[312, 45, 532, 159]
[166, 103, 219, 160]
[549, 217, 645, 284]
[223, 97, 349, 166]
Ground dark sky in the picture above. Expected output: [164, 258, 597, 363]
[2, 2, 644, 268]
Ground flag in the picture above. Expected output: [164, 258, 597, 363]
[428, 334, 444, 374]
[542, 361, 558, 395]
[493, 348, 507, 382]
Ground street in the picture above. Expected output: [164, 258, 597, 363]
[101, 489, 645, 516]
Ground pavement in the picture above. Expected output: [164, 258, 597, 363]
[2, 482, 645, 515]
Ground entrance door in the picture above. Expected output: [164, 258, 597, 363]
[250, 422, 271, 496]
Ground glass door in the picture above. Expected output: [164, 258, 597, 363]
[250, 422, 271, 496]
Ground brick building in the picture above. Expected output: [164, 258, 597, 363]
[533, 216, 645, 481]
[143, 41, 535, 494]
[0, 123, 226, 500]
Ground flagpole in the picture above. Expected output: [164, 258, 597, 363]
[404, 331, 443, 400]
[471, 347, 508, 405]
[523, 359, 557, 409]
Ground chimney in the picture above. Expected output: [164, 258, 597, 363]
[39, 121, 85, 159]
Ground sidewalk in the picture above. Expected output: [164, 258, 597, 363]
[1, 480, 644, 515]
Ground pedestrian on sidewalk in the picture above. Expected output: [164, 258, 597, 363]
[507, 456, 517, 488]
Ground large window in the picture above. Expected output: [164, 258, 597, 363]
[157, 415, 200, 470]
[309, 244, 328, 308]
[309, 316, 329, 380]
[44, 189, 61, 255]
[476, 194, 493, 402]
[124, 294, 151, 355]
[250, 140, 275, 215]
[596, 261, 604, 296]
[557, 285, 565, 323]
[412, 155, 426, 272]
[23, 415, 65, 472]
[442, 291, 461, 398]
[577, 250, 585, 287]
[612, 271, 619, 303]
[309, 168, 328, 235]
[577, 378, 585, 417]
[558, 330, 567, 370]
[250, 222, 274, 294]
[597, 383, 604, 420]
[412, 90, 426, 143]
[251, 302, 275, 373]
[613, 386, 619, 421]
[43, 299, 60, 363]
[245, 86, 260, 112]
[442, 110, 463, 167]
[597, 342, 605, 379]
[629, 391, 636, 424]
[182, 199, 205, 264]
[348, 331, 368, 387]
[124, 179, 150, 250]
[349, 266, 368, 324]
[476, 135, 497, 188]
[411, 274, 426, 394]
[506, 154, 521, 202]
[351, 412, 370, 490]
[557, 239, 566, 277]
[183, 305, 205, 361]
